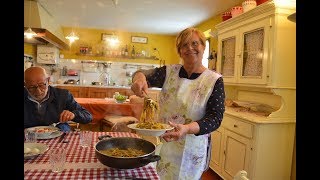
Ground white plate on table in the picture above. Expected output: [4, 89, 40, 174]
[36, 130, 64, 140]
[127, 123, 174, 136]
[25, 126, 64, 139]
[24, 142, 48, 159]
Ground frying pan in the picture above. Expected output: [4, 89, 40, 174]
[95, 135, 160, 169]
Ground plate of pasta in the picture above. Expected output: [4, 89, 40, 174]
[127, 122, 174, 136]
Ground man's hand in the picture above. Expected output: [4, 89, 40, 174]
[59, 110, 75, 122]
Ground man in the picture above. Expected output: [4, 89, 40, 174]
[24, 66, 92, 132]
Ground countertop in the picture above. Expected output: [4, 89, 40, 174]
[225, 107, 296, 124]
[51, 84, 162, 91]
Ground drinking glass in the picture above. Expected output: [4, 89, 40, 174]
[79, 131, 92, 148]
[49, 148, 66, 173]
[25, 130, 36, 143]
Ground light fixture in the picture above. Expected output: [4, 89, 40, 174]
[24, 27, 37, 39]
[107, 34, 119, 46]
[65, 31, 79, 43]
[24, 0, 37, 39]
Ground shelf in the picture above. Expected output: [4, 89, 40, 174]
[75, 53, 157, 60]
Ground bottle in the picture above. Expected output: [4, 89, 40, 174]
[124, 45, 129, 57]
[131, 45, 136, 58]
[62, 66, 67, 76]
[121, 47, 125, 57]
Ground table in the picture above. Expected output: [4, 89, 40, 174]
[24, 131, 160, 179]
[75, 98, 143, 123]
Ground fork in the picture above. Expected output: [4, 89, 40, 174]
[51, 122, 61, 127]
[142, 89, 150, 99]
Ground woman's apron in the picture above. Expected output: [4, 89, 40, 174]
[156, 64, 221, 180]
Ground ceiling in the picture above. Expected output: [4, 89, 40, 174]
[36, 0, 243, 35]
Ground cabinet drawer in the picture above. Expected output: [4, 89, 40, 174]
[222, 115, 253, 138]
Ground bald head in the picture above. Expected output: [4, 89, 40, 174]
[24, 67, 50, 101]
[24, 66, 48, 83]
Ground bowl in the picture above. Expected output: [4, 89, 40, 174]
[231, 6, 243, 18]
[242, 0, 257, 13]
[127, 123, 174, 137]
[24, 142, 49, 159]
[115, 99, 127, 103]
[114, 94, 128, 103]
[222, 11, 232, 21]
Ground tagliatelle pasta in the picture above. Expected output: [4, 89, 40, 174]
[136, 121, 165, 129]
[140, 98, 159, 123]
[137, 98, 166, 130]
[100, 148, 145, 157]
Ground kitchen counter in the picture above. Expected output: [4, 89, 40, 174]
[225, 107, 296, 124]
[51, 84, 162, 91]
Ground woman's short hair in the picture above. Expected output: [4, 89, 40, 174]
[175, 27, 206, 56]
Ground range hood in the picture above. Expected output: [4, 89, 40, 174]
[24, 0, 69, 50]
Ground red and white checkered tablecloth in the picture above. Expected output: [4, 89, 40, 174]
[24, 131, 160, 180]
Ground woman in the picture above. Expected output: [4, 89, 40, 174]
[131, 27, 225, 179]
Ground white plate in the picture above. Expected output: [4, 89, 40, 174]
[127, 123, 174, 137]
[24, 142, 49, 159]
[26, 126, 60, 138]
[36, 130, 64, 140]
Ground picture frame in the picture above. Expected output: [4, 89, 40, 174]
[101, 33, 112, 41]
[131, 36, 148, 44]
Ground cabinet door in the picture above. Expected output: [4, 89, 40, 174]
[87, 87, 109, 98]
[56, 86, 81, 98]
[222, 130, 252, 180]
[210, 127, 224, 175]
[217, 30, 239, 83]
[238, 18, 270, 85]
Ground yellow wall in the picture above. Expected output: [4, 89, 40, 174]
[24, 43, 37, 58]
[196, 15, 222, 52]
[61, 27, 178, 65]
[24, 13, 226, 66]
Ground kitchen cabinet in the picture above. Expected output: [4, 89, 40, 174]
[210, 127, 224, 175]
[55, 85, 134, 98]
[215, 0, 296, 87]
[87, 87, 133, 98]
[210, 113, 295, 180]
[55, 85, 87, 98]
[54, 85, 160, 101]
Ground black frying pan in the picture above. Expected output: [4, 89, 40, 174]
[95, 135, 160, 169]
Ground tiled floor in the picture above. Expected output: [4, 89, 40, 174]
[201, 168, 223, 180]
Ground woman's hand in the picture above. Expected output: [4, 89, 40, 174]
[59, 110, 75, 122]
[161, 121, 189, 142]
[131, 72, 149, 97]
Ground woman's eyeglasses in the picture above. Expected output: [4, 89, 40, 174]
[181, 40, 201, 50]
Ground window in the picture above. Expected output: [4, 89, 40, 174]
[202, 39, 210, 68]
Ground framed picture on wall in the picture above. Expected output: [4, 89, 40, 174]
[131, 36, 148, 44]
[101, 33, 112, 41]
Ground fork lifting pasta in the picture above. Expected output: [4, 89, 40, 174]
[137, 97, 165, 130]
[140, 97, 159, 123]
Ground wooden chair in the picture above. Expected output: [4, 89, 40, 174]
[101, 115, 138, 132]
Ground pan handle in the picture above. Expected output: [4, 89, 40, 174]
[139, 155, 161, 163]
[98, 135, 112, 141]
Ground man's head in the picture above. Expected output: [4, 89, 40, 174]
[24, 66, 50, 101]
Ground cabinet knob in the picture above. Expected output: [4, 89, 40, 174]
[233, 124, 238, 128]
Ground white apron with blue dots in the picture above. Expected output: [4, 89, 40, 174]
[156, 64, 222, 180]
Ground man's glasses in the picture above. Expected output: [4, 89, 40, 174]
[181, 40, 201, 50]
[25, 79, 48, 92]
